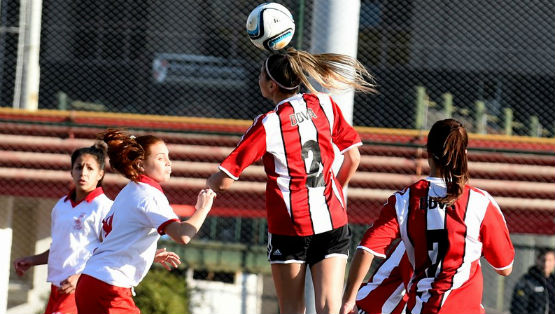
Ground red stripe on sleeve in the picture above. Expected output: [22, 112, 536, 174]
[157, 218, 180, 235]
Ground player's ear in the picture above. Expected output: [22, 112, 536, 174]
[96, 169, 104, 181]
[137, 161, 145, 172]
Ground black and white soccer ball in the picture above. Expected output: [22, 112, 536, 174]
[246, 3, 295, 51]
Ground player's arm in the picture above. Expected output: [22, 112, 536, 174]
[206, 114, 266, 193]
[206, 170, 235, 192]
[14, 249, 50, 276]
[480, 196, 514, 276]
[328, 97, 362, 189]
[495, 266, 512, 276]
[164, 189, 216, 245]
[341, 248, 375, 314]
[336, 146, 360, 188]
[341, 194, 400, 314]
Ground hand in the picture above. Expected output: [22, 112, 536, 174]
[154, 248, 181, 271]
[340, 300, 358, 314]
[59, 274, 80, 294]
[195, 188, 216, 212]
[14, 257, 34, 276]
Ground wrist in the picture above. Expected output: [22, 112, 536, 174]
[194, 205, 210, 212]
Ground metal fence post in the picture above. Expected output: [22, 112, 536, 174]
[475, 101, 486, 134]
[529, 115, 540, 137]
[415, 86, 427, 129]
[504, 108, 513, 136]
[443, 92, 453, 118]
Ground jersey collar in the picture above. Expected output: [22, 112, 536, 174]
[65, 186, 105, 208]
[274, 93, 303, 110]
[426, 176, 447, 187]
[138, 175, 164, 193]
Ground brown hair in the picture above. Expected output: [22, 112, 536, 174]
[98, 129, 163, 182]
[426, 119, 469, 205]
[264, 47, 377, 94]
[71, 142, 108, 187]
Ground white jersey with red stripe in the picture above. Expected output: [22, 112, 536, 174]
[220, 93, 362, 236]
[47, 187, 112, 286]
[356, 241, 412, 314]
[82, 175, 179, 288]
[361, 177, 514, 314]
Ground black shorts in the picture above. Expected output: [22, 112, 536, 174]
[267, 225, 351, 267]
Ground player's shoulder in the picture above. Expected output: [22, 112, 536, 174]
[467, 185, 498, 205]
[467, 185, 491, 197]
[397, 179, 429, 196]
[91, 193, 114, 206]
[248, 111, 275, 128]
[55, 194, 69, 205]
[52, 195, 70, 212]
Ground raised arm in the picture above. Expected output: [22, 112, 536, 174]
[164, 189, 216, 245]
[206, 170, 235, 193]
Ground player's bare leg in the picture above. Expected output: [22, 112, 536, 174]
[311, 256, 348, 314]
[271, 263, 307, 314]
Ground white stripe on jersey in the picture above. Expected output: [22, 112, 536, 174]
[330, 175, 345, 209]
[449, 189, 487, 289]
[263, 112, 292, 217]
[356, 241, 406, 299]
[317, 94, 334, 135]
[395, 189, 414, 268]
[477, 187, 506, 223]
[414, 180, 448, 312]
[395, 184, 436, 314]
[383, 283, 407, 314]
[290, 97, 333, 234]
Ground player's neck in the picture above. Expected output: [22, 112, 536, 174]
[272, 92, 296, 105]
[428, 157, 440, 177]
[74, 188, 92, 203]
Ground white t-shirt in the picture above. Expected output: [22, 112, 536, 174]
[82, 175, 179, 288]
[47, 187, 113, 286]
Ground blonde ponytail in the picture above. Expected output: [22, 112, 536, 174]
[265, 47, 377, 94]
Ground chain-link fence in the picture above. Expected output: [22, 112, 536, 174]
[1, 1, 554, 314]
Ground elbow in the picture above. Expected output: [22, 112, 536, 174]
[206, 172, 232, 193]
[345, 148, 361, 169]
[210, 182, 229, 193]
[496, 267, 512, 276]
[175, 235, 193, 245]
[351, 149, 361, 166]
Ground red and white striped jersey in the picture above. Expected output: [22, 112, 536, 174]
[220, 93, 362, 236]
[361, 177, 514, 314]
[356, 241, 412, 314]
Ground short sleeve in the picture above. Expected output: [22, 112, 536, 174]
[220, 114, 267, 180]
[358, 194, 401, 258]
[480, 199, 514, 269]
[141, 194, 179, 235]
[330, 97, 362, 153]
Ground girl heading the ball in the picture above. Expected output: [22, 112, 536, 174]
[207, 47, 376, 314]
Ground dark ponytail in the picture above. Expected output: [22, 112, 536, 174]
[71, 141, 108, 187]
[426, 119, 469, 205]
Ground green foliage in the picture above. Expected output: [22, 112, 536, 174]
[134, 267, 189, 314]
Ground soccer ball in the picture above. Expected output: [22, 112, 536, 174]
[246, 3, 295, 51]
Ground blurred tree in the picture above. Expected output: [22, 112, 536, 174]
[134, 267, 190, 314]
